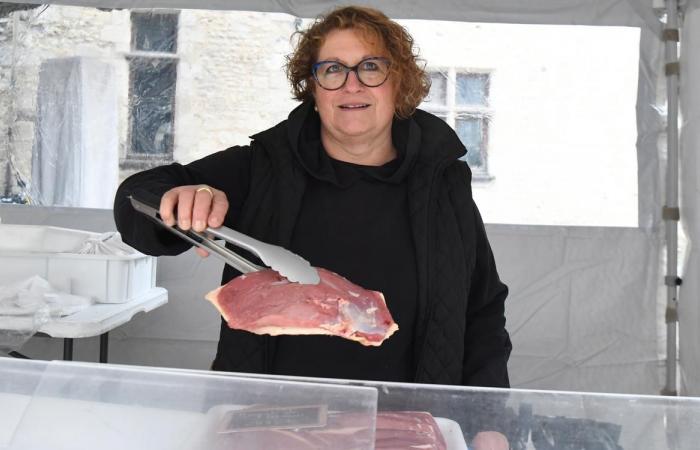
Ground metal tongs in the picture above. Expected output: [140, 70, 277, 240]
[128, 192, 320, 285]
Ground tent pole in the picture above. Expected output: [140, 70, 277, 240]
[662, 0, 680, 397]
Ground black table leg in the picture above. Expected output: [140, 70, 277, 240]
[63, 338, 74, 360]
[99, 332, 109, 363]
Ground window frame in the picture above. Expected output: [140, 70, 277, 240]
[130, 10, 179, 54]
[423, 67, 494, 182]
[121, 10, 180, 170]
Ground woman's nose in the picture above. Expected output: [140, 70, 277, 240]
[343, 69, 363, 92]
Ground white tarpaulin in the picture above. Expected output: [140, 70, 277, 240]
[680, 1, 700, 396]
[2, 0, 698, 396]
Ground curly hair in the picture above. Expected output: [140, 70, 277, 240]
[285, 6, 430, 119]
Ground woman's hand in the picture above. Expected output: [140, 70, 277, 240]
[160, 185, 229, 257]
[471, 431, 510, 450]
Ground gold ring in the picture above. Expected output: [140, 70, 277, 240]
[196, 186, 214, 197]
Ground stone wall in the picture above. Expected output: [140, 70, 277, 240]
[0, 6, 299, 196]
[174, 10, 297, 164]
[0, 6, 125, 201]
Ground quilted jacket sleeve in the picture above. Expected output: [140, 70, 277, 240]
[452, 164, 512, 388]
[462, 201, 512, 387]
[113, 146, 252, 256]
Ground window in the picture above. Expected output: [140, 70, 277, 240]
[122, 11, 179, 169]
[131, 12, 178, 53]
[422, 69, 492, 180]
[128, 58, 177, 156]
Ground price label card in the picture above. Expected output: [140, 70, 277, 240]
[218, 404, 328, 432]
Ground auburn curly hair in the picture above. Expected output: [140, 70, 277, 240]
[285, 6, 430, 119]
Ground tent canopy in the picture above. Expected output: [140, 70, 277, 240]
[1, 0, 699, 396]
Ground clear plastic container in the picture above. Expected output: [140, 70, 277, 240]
[0, 359, 48, 449]
[5, 357, 700, 449]
[238, 372, 700, 450]
[0, 358, 378, 450]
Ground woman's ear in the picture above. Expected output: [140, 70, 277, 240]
[310, 87, 318, 112]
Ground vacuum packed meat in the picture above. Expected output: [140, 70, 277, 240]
[208, 410, 447, 450]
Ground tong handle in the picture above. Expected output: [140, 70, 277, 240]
[204, 227, 274, 258]
[172, 227, 262, 274]
[129, 190, 262, 274]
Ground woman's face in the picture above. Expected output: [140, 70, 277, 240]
[313, 28, 396, 146]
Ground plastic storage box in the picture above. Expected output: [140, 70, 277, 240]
[6, 358, 700, 449]
[0, 359, 378, 450]
[0, 224, 156, 304]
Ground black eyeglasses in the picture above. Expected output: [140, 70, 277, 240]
[311, 57, 391, 90]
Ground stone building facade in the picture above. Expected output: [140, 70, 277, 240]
[0, 6, 298, 206]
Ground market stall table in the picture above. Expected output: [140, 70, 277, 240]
[1, 287, 167, 362]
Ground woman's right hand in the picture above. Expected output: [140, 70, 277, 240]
[160, 185, 229, 258]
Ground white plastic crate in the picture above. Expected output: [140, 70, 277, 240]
[0, 224, 156, 304]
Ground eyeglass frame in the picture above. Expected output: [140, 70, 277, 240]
[311, 57, 391, 91]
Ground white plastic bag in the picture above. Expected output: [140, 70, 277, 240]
[75, 231, 136, 256]
[0, 276, 93, 352]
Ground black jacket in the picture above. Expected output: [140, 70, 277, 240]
[114, 101, 511, 387]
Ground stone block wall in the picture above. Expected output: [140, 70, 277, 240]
[0, 6, 300, 198]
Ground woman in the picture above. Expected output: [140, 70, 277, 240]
[114, 5, 511, 387]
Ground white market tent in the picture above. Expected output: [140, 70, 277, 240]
[1, 0, 699, 397]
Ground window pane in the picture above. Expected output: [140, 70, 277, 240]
[456, 73, 488, 106]
[129, 58, 177, 155]
[131, 12, 178, 53]
[456, 118, 484, 168]
[424, 71, 447, 106]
